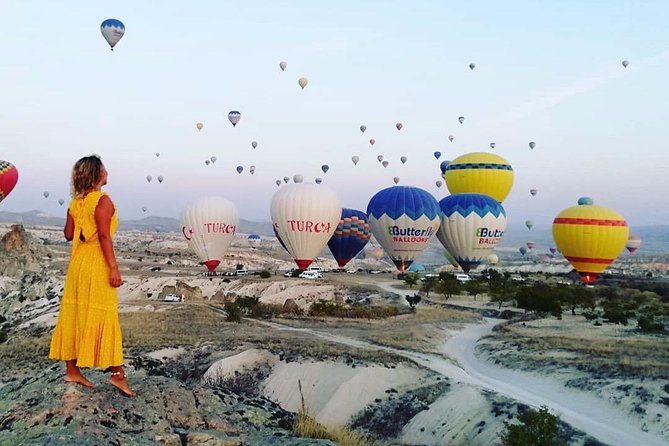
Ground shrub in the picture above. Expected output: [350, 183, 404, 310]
[637, 316, 665, 333]
[501, 406, 567, 446]
[224, 301, 242, 323]
[259, 270, 271, 279]
[309, 300, 399, 319]
[0, 329, 7, 344]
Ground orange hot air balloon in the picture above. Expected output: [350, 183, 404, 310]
[0, 161, 19, 203]
[552, 198, 628, 284]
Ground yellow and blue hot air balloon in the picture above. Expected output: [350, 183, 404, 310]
[552, 198, 629, 284]
[327, 208, 371, 268]
[443, 152, 514, 203]
[367, 186, 441, 272]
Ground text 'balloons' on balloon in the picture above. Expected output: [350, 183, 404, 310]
[433, 151, 441, 160]
[298, 77, 308, 89]
[436, 193, 507, 272]
[196, 122, 204, 131]
[552, 198, 628, 284]
[458, 117, 465, 124]
[321, 165, 329, 174]
[369, 139, 375, 146]
[0, 161, 19, 203]
[251, 141, 258, 149]
[293, 174, 303, 183]
[393, 177, 400, 184]
[622, 60, 629, 67]
[236, 166, 243, 174]
[352, 156, 360, 165]
[228, 111, 241, 127]
[279, 61, 287, 71]
[367, 186, 441, 272]
[100, 19, 125, 50]
[529, 141, 536, 149]
[181, 196, 239, 272]
[360, 125, 366, 133]
[248, 234, 261, 249]
[530, 189, 538, 196]
[400, 156, 407, 164]
[271, 183, 341, 270]
[448, 135, 455, 142]
[626, 234, 641, 253]
[443, 152, 514, 203]
[328, 208, 371, 268]
[396, 122, 403, 131]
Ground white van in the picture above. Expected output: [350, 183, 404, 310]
[455, 273, 471, 283]
[299, 270, 322, 279]
[164, 293, 182, 302]
[307, 266, 325, 274]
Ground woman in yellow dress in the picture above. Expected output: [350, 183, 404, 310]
[49, 155, 135, 397]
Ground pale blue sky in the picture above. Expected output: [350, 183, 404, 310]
[1, 0, 668, 227]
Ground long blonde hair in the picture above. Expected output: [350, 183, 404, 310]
[71, 155, 104, 198]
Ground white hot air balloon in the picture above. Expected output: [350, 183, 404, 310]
[181, 197, 239, 272]
[352, 155, 360, 165]
[210, 156, 217, 164]
[279, 61, 287, 71]
[293, 174, 303, 183]
[393, 177, 400, 184]
[270, 183, 341, 270]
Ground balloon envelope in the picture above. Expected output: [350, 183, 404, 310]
[435, 180, 443, 188]
[236, 166, 243, 174]
[530, 189, 538, 196]
[248, 234, 261, 249]
[367, 186, 441, 271]
[43, 191, 49, 198]
[210, 156, 216, 164]
[434, 151, 441, 160]
[283, 177, 290, 184]
[369, 139, 375, 146]
[443, 152, 514, 202]
[142, 206, 148, 212]
[58, 199, 65, 206]
[251, 141, 258, 148]
[400, 156, 407, 164]
[396, 123, 403, 131]
[490, 143, 496, 149]
[279, 61, 287, 71]
[205, 160, 210, 166]
[519, 246, 528, 255]
[228, 111, 241, 126]
[146, 175, 152, 183]
[487, 254, 499, 265]
[622, 60, 629, 67]
[315, 178, 322, 184]
[458, 117, 465, 124]
[0, 161, 19, 203]
[327, 208, 371, 268]
[626, 234, 641, 253]
[275, 180, 282, 187]
[181, 197, 239, 272]
[196, 122, 203, 131]
[271, 183, 341, 270]
[321, 165, 329, 174]
[157, 176, 164, 183]
[352, 156, 360, 165]
[382, 161, 389, 168]
[448, 135, 455, 142]
[293, 174, 303, 183]
[249, 166, 256, 175]
[100, 19, 125, 50]
[360, 125, 366, 133]
[298, 77, 308, 89]
[393, 177, 400, 184]
[529, 141, 536, 149]
[525, 220, 534, 230]
[469, 63, 475, 70]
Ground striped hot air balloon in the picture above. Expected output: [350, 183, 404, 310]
[327, 208, 371, 268]
[443, 152, 514, 203]
[0, 161, 19, 203]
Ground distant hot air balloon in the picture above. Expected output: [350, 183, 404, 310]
[155, 152, 160, 157]
[436, 194, 507, 272]
[552, 198, 628, 284]
[435, 180, 443, 188]
[249, 165, 256, 175]
[440, 160, 451, 173]
[525, 220, 534, 230]
[622, 60, 629, 68]
[458, 117, 465, 124]
[283, 176, 290, 184]
[529, 141, 536, 149]
[443, 152, 514, 203]
[248, 234, 261, 249]
[448, 135, 455, 142]
[275, 180, 282, 187]
[396, 123, 403, 131]
[382, 161, 389, 168]
[43, 191, 50, 198]
[434, 151, 441, 160]
[271, 183, 341, 270]
[142, 206, 148, 213]
[393, 177, 400, 184]
[526, 241, 535, 250]
[487, 254, 499, 265]
[293, 174, 303, 183]
[490, 143, 496, 149]
[196, 122, 204, 131]
[315, 178, 322, 184]
[210, 156, 217, 164]
[236, 166, 243, 174]
[251, 141, 258, 149]
[157, 176, 164, 183]
[321, 165, 329, 174]
[58, 199, 65, 206]
[100, 19, 125, 51]
[400, 156, 407, 164]
[146, 175, 152, 183]
[298, 77, 308, 89]
[469, 63, 476, 70]
[279, 61, 287, 71]
[626, 235, 641, 253]
[228, 111, 241, 127]
[0, 161, 19, 203]
[360, 125, 367, 133]
[519, 246, 528, 255]
[375, 155, 382, 163]
[369, 139, 376, 146]
[205, 160, 210, 166]
[549, 247, 558, 255]
[181, 197, 239, 272]
[352, 156, 360, 165]
[530, 189, 538, 196]
[327, 208, 371, 268]
[578, 196, 594, 205]
[367, 186, 441, 271]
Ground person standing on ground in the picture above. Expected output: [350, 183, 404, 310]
[49, 155, 135, 397]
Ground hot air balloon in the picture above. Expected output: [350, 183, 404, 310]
[519, 246, 528, 255]
[443, 152, 514, 203]
[530, 189, 538, 196]
[526, 241, 535, 250]
[490, 143, 496, 149]
[146, 175, 152, 183]
[142, 206, 148, 213]
[43, 191, 50, 198]
[298, 77, 308, 89]
[487, 254, 499, 265]
[469, 63, 476, 70]
[196, 122, 204, 131]
[293, 174, 303, 183]
[279, 61, 287, 71]
[58, 199, 65, 206]
[436, 194, 507, 272]
[283, 176, 290, 184]
[210, 156, 217, 164]
[626, 235, 641, 253]
[458, 117, 465, 124]
[100, 19, 125, 51]
[248, 234, 261, 249]
[236, 166, 243, 174]
[529, 141, 536, 149]
[155, 152, 160, 157]
[205, 160, 210, 166]
[578, 196, 593, 205]
[549, 247, 558, 255]
[367, 186, 441, 271]
[400, 156, 407, 164]
[157, 176, 164, 183]
[249, 166, 256, 175]
[552, 198, 628, 284]
[448, 135, 455, 142]
[0, 161, 19, 203]
[271, 183, 341, 270]
[440, 160, 451, 173]
[525, 220, 534, 230]
[434, 151, 441, 160]
[327, 208, 371, 268]
[352, 156, 360, 165]
[228, 111, 241, 127]
[181, 197, 239, 272]
[251, 141, 258, 149]
[622, 60, 629, 68]
[315, 178, 322, 184]
[369, 139, 376, 146]
[360, 125, 367, 133]
[393, 177, 400, 184]
[435, 180, 443, 188]
[396, 123, 403, 131]
[382, 161, 389, 168]
[275, 180, 282, 187]
[321, 165, 329, 174]
[377, 155, 384, 163]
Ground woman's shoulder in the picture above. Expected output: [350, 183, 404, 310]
[84, 191, 114, 210]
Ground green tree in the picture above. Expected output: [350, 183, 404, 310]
[501, 406, 567, 446]
[404, 273, 419, 289]
[489, 273, 515, 309]
[464, 280, 485, 301]
[515, 285, 562, 318]
[420, 276, 437, 297]
[561, 286, 595, 316]
[435, 273, 460, 300]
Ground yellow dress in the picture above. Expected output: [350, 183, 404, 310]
[49, 191, 123, 369]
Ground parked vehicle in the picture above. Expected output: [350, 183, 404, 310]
[347, 269, 356, 274]
[164, 293, 182, 302]
[299, 270, 322, 279]
[307, 266, 325, 274]
[455, 273, 471, 283]
[283, 269, 300, 278]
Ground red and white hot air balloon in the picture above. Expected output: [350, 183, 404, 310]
[181, 197, 239, 272]
[270, 183, 341, 270]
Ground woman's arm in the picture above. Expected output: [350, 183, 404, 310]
[94, 195, 122, 288]
[64, 210, 74, 241]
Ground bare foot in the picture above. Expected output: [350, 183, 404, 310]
[110, 372, 136, 397]
[65, 372, 95, 388]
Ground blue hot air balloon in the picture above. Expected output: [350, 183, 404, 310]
[440, 160, 451, 173]
[248, 234, 261, 249]
[100, 19, 125, 50]
[434, 151, 441, 160]
[367, 186, 441, 271]
[519, 246, 528, 255]
[327, 208, 371, 268]
[228, 111, 241, 127]
[321, 164, 329, 174]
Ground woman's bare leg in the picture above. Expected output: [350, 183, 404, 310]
[64, 360, 95, 388]
[109, 366, 136, 397]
